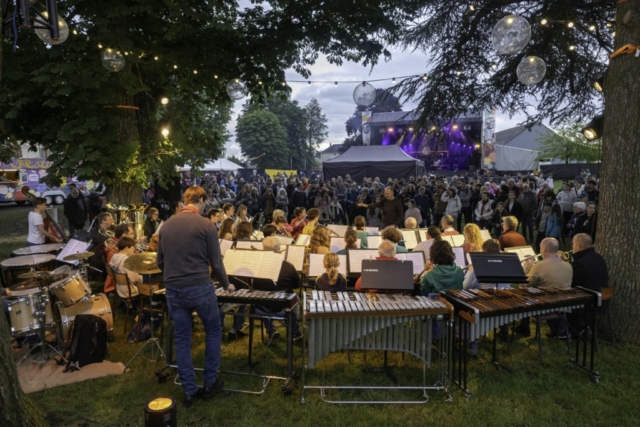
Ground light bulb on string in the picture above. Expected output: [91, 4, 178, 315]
[173, 65, 177, 69]
[567, 22, 574, 28]
[258, 81, 263, 85]
[98, 43, 102, 49]
[491, 63, 498, 69]
[540, 19, 548, 25]
[569, 45, 575, 51]
[491, 15, 531, 55]
[161, 127, 170, 137]
[193, 70, 198, 74]
[72, 29, 77, 35]
[589, 25, 596, 31]
[422, 74, 428, 81]
[101, 48, 125, 72]
[34, 12, 70, 45]
[334, 81, 338, 86]
[154, 56, 159, 61]
[470, 5, 475, 11]
[160, 97, 169, 106]
[392, 77, 396, 84]
[214, 75, 218, 79]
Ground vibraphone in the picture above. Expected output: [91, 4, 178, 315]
[442, 286, 601, 398]
[302, 291, 454, 404]
[155, 288, 299, 395]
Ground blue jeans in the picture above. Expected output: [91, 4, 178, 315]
[521, 214, 534, 243]
[26, 241, 41, 246]
[165, 284, 221, 395]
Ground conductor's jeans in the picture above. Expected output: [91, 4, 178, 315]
[166, 283, 221, 396]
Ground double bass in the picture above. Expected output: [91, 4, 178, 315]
[21, 186, 68, 243]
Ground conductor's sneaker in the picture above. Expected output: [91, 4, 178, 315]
[267, 329, 280, 344]
[183, 390, 200, 407]
[202, 378, 224, 400]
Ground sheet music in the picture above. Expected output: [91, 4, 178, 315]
[295, 234, 310, 246]
[327, 224, 349, 237]
[452, 246, 466, 268]
[367, 235, 382, 249]
[442, 234, 465, 247]
[274, 235, 294, 246]
[223, 249, 284, 281]
[56, 239, 92, 266]
[413, 239, 435, 262]
[253, 230, 264, 240]
[235, 240, 263, 251]
[480, 229, 492, 242]
[219, 239, 233, 257]
[505, 246, 537, 261]
[347, 249, 377, 274]
[308, 253, 347, 277]
[396, 252, 425, 275]
[285, 245, 306, 271]
[418, 229, 428, 242]
[330, 237, 361, 253]
[365, 227, 379, 236]
[401, 230, 419, 250]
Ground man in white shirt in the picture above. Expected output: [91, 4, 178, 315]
[546, 173, 554, 189]
[27, 198, 61, 245]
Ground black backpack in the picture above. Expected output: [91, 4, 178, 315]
[64, 314, 108, 372]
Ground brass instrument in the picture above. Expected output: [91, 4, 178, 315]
[100, 227, 119, 253]
[128, 203, 148, 240]
[105, 203, 130, 224]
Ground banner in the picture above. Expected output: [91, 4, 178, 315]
[361, 111, 372, 145]
[482, 106, 497, 171]
[264, 169, 298, 180]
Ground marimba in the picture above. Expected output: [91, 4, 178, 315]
[302, 291, 454, 404]
[442, 286, 601, 398]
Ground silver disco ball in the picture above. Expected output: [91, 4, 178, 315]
[226, 79, 248, 101]
[491, 15, 531, 55]
[34, 12, 69, 45]
[517, 56, 547, 85]
[353, 82, 376, 106]
[101, 49, 125, 72]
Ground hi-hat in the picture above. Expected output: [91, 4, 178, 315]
[17, 271, 50, 280]
[124, 252, 161, 274]
[63, 251, 95, 261]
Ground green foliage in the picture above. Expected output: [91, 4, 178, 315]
[536, 122, 601, 164]
[304, 98, 329, 149]
[226, 155, 243, 166]
[235, 109, 289, 169]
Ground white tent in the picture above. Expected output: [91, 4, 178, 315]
[180, 158, 240, 172]
[495, 145, 539, 171]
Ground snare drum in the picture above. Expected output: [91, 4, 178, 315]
[55, 294, 113, 348]
[50, 273, 91, 307]
[1, 254, 56, 288]
[11, 243, 65, 257]
[6, 292, 55, 337]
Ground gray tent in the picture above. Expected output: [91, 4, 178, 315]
[323, 146, 424, 182]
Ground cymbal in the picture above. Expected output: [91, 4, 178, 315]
[124, 252, 162, 274]
[63, 251, 95, 261]
[10, 280, 42, 292]
[17, 271, 50, 280]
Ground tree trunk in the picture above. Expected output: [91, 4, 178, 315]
[109, 182, 143, 205]
[598, 1, 640, 342]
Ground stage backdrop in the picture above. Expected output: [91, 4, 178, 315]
[323, 146, 424, 183]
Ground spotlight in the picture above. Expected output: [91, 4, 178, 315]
[452, 124, 459, 130]
[593, 74, 605, 93]
[470, 5, 475, 11]
[569, 45, 575, 51]
[408, 127, 413, 131]
[589, 25, 596, 31]
[422, 74, 428, 81]
[388, 127, 394, 132]
[581, 115, 604, 140]
[567, 22, 574, 28]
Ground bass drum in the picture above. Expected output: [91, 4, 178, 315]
[54, 293, 113, 348]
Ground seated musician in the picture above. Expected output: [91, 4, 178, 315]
[27, 197, 62, 245]
[355, 241, 397, 292]
[218, 218, 234, 241]
[421, 240, 464, 295]
[301, 208, 320, 235]
[104, 223, 135, 294]
[274, 216, 293, 238]
[461, 223, 484, 253]
[206, 208, 223, 232]
[380, 226, 408, 253]
[463, 239, 507, 290]
[440, 215, 460, 236]
[290, 207, 308, 239]
[413, 225, 442, 262]
[571, 233, 608, 318]
[336, 229, 358, 255]
[404, 217, 418, 230]
[497, 216, 526, 250]
[315, 253, 347, 293]
[249, 237, 302, 342]
[353, 215, 369, 248]
[88, 212, 114, 280]
[515, 237, 572, 338]
[146, 234, 159, 252]
[261, 224, 277, 238]
[109, 237, 141, 299]
[222, 203, 235, 220]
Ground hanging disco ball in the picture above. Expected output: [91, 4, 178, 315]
[517, 56, 547, 85]
[491, 15, 531, 55]
[353, 82, 376, 107]
[101, 49, 125, 72]
[226, 79, 248, 101]
[34, 12, 69, 45]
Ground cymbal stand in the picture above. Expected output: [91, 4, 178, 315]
[123, 274, 165, 372]
[17, 289, 67, 365]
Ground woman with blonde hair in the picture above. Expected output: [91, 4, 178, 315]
[462, 223, 483, 253]
[315, 252, 347, 292]
[309, 226, 330, 254]
[336, 229, 358, 254]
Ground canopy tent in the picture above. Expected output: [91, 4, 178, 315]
[323, 146, 424, 182]
[180, 158, 240, 172]
[495, 145, 539, 172]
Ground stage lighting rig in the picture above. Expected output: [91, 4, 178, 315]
[2, 0, 67, 44]
[581, 115, 604, 140]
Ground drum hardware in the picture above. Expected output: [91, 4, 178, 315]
[55, 294, 114, 348]
[62, 251, 95, 261]
[9, 280, 43, 296]
[124, 253, 162, 275]
[17, 271, 51, 280]
[16, 288, 67, 366]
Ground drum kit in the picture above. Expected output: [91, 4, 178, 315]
[2, 249, 114, 364]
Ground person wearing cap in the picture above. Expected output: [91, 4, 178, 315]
[566, 201, 586, 239]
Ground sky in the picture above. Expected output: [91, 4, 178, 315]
[224, 3, 532, 159]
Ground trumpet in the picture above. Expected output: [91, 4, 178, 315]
[99, 227, 119, 253]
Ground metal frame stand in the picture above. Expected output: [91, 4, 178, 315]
[123, 284, 165, 372]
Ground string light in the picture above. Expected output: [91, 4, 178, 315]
[173, 65, 177, 69]
[470, 5, 475, 11]
[281, 82, 286, 86]
[392, 77, 396, 83]
[258, 81, 263, 85]
[569, 45, 575, 51]
[154, 56, 159, 60]
[160, 97, 169, 105]
[491, 63, 498, 69]
[193, 70, 198, 74]
[422, 74, 428, 81]
[98, 43, 102, 48]
[161, 127, 170, 137]
[589, 25, 596, 31]
[334, 81, 338, 86]
[72, 29, 78, 35]
[540, 19, 548, 25]
[567, 21, 574, 28]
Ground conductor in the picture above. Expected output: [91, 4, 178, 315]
[157, 186, 230, 407]
[357, 186, 404, 228]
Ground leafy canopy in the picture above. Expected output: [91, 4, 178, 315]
[235, 109, 289, 170]
[536, 122, 601, 164]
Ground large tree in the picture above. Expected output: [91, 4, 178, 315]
[304, 98, 329, 167]
[394, 1, 638, 341]
[235, 109, 290, 169]
[536, 122, 600, 164]
[0, 0, 422, 201]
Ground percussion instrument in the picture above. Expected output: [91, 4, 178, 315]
[442, 286, 602, 396]
[62, 251, 95, 261]
[49, 272, 91, 307]
[17, 271, 50, 280]
[11, 243, 65, 257]
[215, 288, 299, 310]
[1, 254, 56, 288]
[54, 293, 113, 348]
[124, 252, 161, 275]
[6, 290, 55, 337]
[9, 280, 43, 297]
[301, 291, 453, 404]
[50, 264, 73, 277]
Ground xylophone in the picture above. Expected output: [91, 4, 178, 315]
[442, 286, 601, 398]
[215, 288, 298, 310]
[302, 291, 454, 404]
